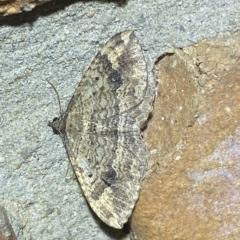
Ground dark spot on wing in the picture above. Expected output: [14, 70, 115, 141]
[102, 166, 117, 186]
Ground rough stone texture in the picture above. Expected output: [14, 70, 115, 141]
[0, 0, 51, 16]
[131, 32, 240, 240]
[0, 207, 17, 240]
[1, 0, 240, 239]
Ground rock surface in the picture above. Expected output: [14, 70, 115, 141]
[131, 32, 240, 240]
[1, 0, 239, 238]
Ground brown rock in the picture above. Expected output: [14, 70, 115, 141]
[0, 0, 51, 16]
[131, 32, 240, 240]
[0, 207, 17, 240]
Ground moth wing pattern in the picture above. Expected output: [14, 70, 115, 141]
[49, 31, 154, 229]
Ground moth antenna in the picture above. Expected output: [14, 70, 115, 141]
[46, 80, 63, 115]
[65, 161, 72, 178]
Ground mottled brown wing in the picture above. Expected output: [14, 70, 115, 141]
[64, 31, 153, 228]
[66, 30, 152, 127]
[66, 131, 149, 228]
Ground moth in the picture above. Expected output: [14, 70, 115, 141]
[48, 30, 153, 229]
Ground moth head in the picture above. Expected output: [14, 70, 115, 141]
[48, 117, 65, 135]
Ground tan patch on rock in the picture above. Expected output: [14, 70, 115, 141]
[0, 0, 51, 16]
[132, 32, 240, 240]
[0, 207, 17, 240]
